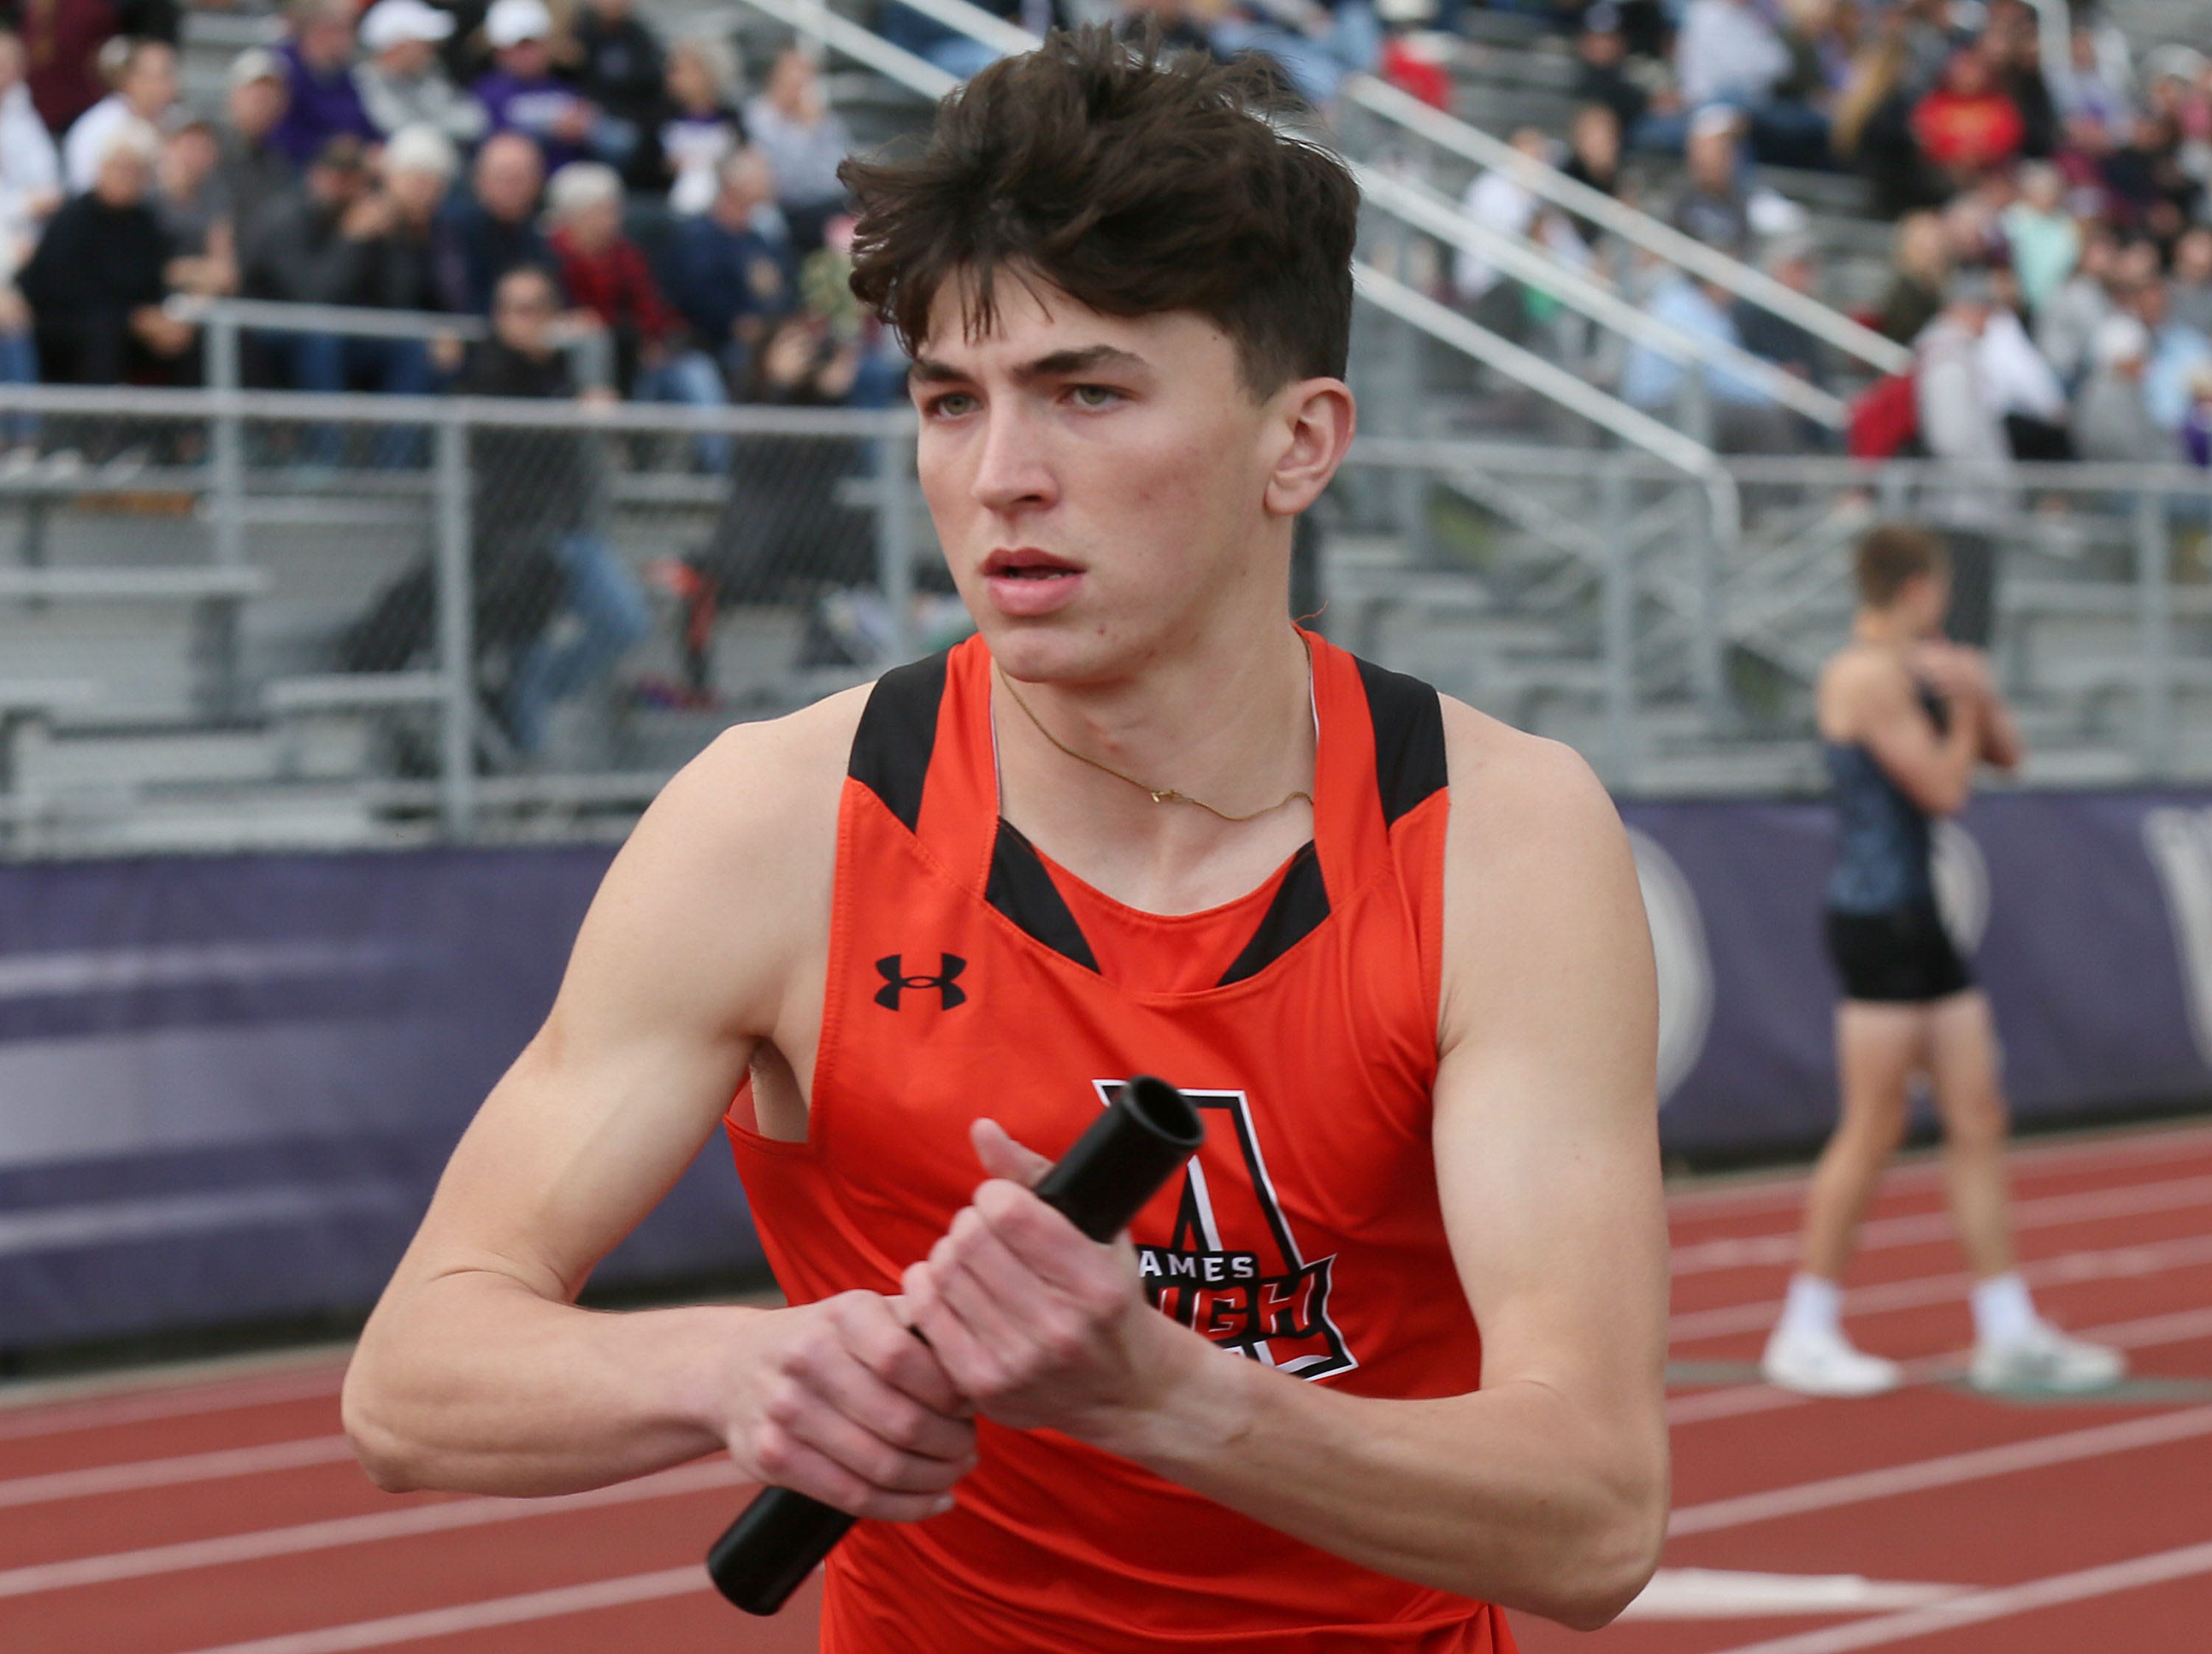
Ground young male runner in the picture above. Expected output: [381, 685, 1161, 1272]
[1761, 525, 2126, 1397]
[345, 32, 1669, 1647]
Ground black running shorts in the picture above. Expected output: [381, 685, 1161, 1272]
[1824, 903, 1973, 1004]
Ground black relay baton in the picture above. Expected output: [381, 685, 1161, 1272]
[706, 1075, 1205, 1616]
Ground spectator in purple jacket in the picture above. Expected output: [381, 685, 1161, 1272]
[271, 0, 378, 169]
[474, 0, 602, 174]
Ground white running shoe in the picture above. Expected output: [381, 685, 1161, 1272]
[1761, 1324, 1906, 1397]
[1969, 1322, 2126, 1394]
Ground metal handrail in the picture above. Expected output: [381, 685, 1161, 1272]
[1355, 165, 1848, 429]
[1343, 76, 1912, 378]
[723, 0, 1740, 501]
[832, 0, 1913, 378]
[167, 296, 487, 344]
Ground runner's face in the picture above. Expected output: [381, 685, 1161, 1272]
[911, 277, 1281, 683]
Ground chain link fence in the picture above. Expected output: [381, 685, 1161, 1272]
[0, 386, 953, 855]
[3, 381, 2211, 856]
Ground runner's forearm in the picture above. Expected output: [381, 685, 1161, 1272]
[344, 1269, 758, 1497]
[1105, 1333, 1665, 1628]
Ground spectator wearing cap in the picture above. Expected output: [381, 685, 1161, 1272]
[356, 0, 485, 150]
[1914, 269, 2017, 647]
[668, 147, 791, 389]
[658, 34, 745, 216]
[543, 159, 726, 465]
[1669, 107, 1753, 257]
[271, 0, 378, 170]
[17, 0, 176, 137]
[218, 49, 296, 271]
[281, 125, 467, 418]
[442, 128, 555, 314]
[572, 0, 666, 190]
[62, 37, 176, 195]
[476, 0, 604, 174]
[2073, 313, 2161, 463]
[744, 49, 851, 256]
[22, 118, 192, 386]
[1911, 44, 2026, 193]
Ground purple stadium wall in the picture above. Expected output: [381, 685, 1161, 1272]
[5, 789, 2212, 1350]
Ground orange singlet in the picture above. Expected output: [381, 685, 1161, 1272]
[728, 630, 1516, 1653]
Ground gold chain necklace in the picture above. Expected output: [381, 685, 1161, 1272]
[993, 664, 1314, 825]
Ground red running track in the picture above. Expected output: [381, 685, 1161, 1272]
[2, 1119, 2209, 1653]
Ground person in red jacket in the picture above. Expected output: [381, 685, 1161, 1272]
[543, 156, 727, 466]
[1912, 45, 2026, 190]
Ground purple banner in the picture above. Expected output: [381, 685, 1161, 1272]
[1622, 790, 2212, 1153]
[4, 788, 2211, 1350]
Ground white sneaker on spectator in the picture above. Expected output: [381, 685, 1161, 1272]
[1761, 1324, 1905, 1397]
[1969, 1322, 2126, 1394]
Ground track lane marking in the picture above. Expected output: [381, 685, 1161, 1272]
[163, 1565, 711, 1654]
[1705, 1537, 2212, 1653]
[0, 1369, 346, 1440]
[1668, 1403, 2212, 1535]
[0, 1459, 741, 1599]
[1669, 1300, 2212, 1425]
[1669, 1231, 2212, 1344]
[0, 1434, 359, 1507]
[1663, 1124, 2212, 1218]
[1671, 1172, 2212, 1276]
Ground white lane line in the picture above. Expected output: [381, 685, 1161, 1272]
[1668, 1403, 2212, 1537]
[1706, 1538, 2212, 1654]
[166, 1565, 709, 1654]
[1669, 1231, 2212, 1345]
[0, 1369, 346, 1440]
[1672, 1173, 2212, 1276]
[0, 1435, 358, 1508]
[0, 1459, 740, 1599]
[1665, 1124, 2212, 1218]
[1666, 1301, 2212, 1426]
[1622, 1569, 1967, 1620]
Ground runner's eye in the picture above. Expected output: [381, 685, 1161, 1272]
[1068, 384, 1124, 409]
[924, 392, 978, 420]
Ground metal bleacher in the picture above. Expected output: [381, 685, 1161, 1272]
[7, 1, 2206, 860]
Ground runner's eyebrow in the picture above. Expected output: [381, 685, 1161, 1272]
[909, 345, 1150, 386]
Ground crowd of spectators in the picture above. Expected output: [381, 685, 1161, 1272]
[0, 0, 884, 443]
[1442, 0, 2212, 470]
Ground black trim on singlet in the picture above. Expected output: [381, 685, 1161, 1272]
[1355, 656, 1449, 827]
[847, 653, 950, 833]
[987, 821, 1102, 971]
[1216, 842, 1330, 986]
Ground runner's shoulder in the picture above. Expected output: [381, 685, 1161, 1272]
[619, 683, 871, 902]
[1436, 692, 1621, 852]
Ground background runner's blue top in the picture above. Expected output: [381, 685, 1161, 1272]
[1824, 687, 1947, 914]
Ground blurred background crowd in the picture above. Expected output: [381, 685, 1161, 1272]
[0, 0, 2203, 748]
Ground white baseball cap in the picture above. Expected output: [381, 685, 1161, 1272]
[361, 0, 456, 53]
[484, 0, 552, 49]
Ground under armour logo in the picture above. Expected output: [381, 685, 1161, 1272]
[874, 953, 967, 1010]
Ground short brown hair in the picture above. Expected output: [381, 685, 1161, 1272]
[1854, 523, 1948, 608]
[842, 28, 1357, 396]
